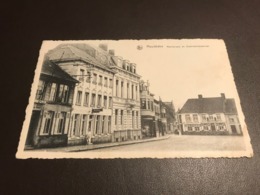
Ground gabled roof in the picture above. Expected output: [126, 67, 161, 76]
[179, 96, 238, 114]
[41, 59, 79, 83]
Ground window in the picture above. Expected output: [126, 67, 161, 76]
[95, 116, 100, 134]
[121, 110, 124, 125]
[195, 127, 200, 131]
[108, 116, 111, 133]
[88, 115, 93, 132]
[76, 91, 82, 105]
[136, 111, 139, 128]
[127, 83, 129, 98]
[204, 126, 209, 130]
[115, 109, 118, 125]
[131, 84, 134, 99]
[83, 92, 89, 106]
[202, 114, 207, 121]
[91, 94, 96, 107]
[209, 115, 214, 121]
[92, 73, 97, 84]
[109, 97, 112, 108]
[151, 101, 154, 111]
[86, 71, 91, 83]
[43, 111, 54, 134]
[132, 111, 135, 128]
[193, 114, 198, 122]
[103, 96, 107, 108]
[116, 80, 119, 97]
[57, 84, 70, 103]
[57, 112, 66, 134]
[72, 114, 79, 136]
[121, 81, 124, 98]
[49, 83, 57, 101]
[101, 116, 105, 134]
[135, 86, 138, 99]
[36, 80, 45, 100]
[187, 126, 192, 131]
[133, 68, 136, 73]
[130, 65, 132, 72]
[229, 117, 235, 123]
[104, 77, 108, 87]
[141, 99, 146, 109]
[109, 78, 113, 88]
[147, 100, 150, 110]
[98, 75, 103, 86]
[122, 64, 126, 69]
[216, 114, 221, 121]
[127, 66, 129, 71]
[98, 95, 102, 107]
[185, 114, 191, 122]
[79, 69, 84, 82]
[81, 115, 87, 135]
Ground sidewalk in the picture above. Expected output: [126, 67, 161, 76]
[31, 135, 171, 152]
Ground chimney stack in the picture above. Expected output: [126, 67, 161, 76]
[99, 44, 108, 51]
[221, 93, 226, 99]
[108, 49, 115, 56]
[198, 94, 203, 99]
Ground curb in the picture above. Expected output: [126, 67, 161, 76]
[69, 136, 171, 152]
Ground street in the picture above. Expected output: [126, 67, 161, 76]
[92, 135, 247, 152]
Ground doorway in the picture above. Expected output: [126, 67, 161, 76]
[26, 111, 40, 146]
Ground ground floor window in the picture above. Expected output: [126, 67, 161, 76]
[57, 112, 66, 134]
[43, 111, 54, 134]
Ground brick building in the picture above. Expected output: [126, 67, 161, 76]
[25, 59, 78, 148]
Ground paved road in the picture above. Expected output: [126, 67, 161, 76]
[93, 135, 246, 152]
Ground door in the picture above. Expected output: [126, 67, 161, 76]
[26, 111, 41, 146]
[211, 123, 216, 131]
[231, 125, 237, 134]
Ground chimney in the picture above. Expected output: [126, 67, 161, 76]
[99, 44, 108, 51]
[221, 93, 226, 99]
[198, 94, 203, 99]
[108, 49, 115, 56]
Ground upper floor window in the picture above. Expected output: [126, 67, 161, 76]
[76, 91, 82, 105]
[104, 77, 108, 87]
[98, 75, 103, 86]
[86, 71, 91, 83]
[202, 114, 207, 121]
[185, 114, 191, 122]
[109, 97, 112, 108]
[57, 84, 70, 103]
[79, 69, 84, 82]
[83, 92, 89, 106]
[91, 94, 96, 107]
[49, 83, 57, 101]
[36, 80, 46, 100]
[109, 78, 113, 88]
[141, 99, 146, 109]
[92, 73, 97, 84]
[193, 114, 198, 122]
[209, 115, 214, 121]
[97, 94, 102, 107]
[229, 117, 235, 123]
[216, 114, 221, 120]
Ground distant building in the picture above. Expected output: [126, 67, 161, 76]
[162, 101, 177, 134]
[140, 80, 158, 137]
[25, 59, 78, 148]
[48, 44, 115, 145]
[177, 93, 242, 135]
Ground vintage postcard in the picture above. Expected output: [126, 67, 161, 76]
[16, 39, 253, 159]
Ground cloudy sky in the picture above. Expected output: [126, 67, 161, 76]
[41, 39, 245, 126]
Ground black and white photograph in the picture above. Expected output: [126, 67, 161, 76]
[16, 39, 253, 158]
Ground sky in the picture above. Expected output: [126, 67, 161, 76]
[41, 39, 245, 126]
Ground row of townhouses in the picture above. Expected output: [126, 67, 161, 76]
[25, 43, 176, 149]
